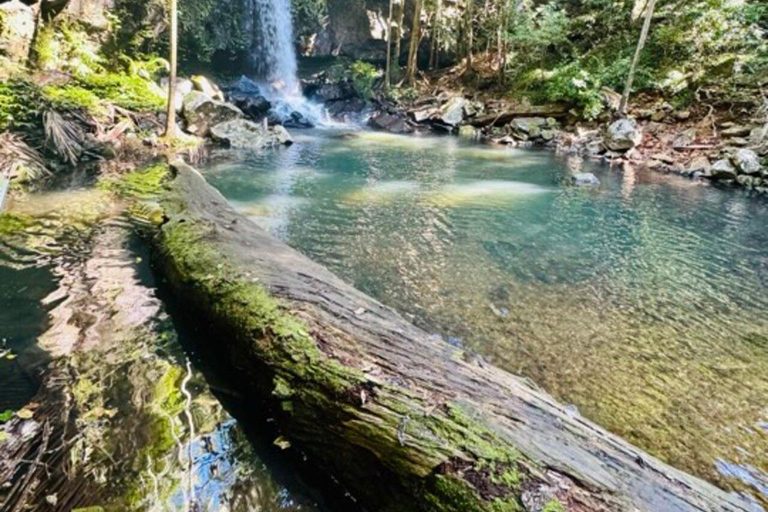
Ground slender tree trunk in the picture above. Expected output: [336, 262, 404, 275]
[466, 0, 475, 69]
[406, 0, 423, 86]
[498, 0, 509, 84]
[385, 0, 395, 88]
[429, 0, 442, 70]
[619, 0, 656, 116]
[393, 0, 406, 80]
[164, 0, 178, 138]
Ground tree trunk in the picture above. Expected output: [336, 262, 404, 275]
[386, 0, 395, 88]
[466, 0, 475, 69]
[619, 0, 657, 116]
[151, 161, 757, 512]
[393, 0, 406, 81]
[406, 0, 423, 86]
[164, 0, 178, 138]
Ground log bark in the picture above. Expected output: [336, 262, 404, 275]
[150, 161, 759, 512]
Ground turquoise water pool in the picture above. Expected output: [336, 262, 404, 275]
[201, 129, 768, 503]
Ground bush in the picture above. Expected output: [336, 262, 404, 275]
[541, 63, 605, 120]
[348, 61, 380, 100]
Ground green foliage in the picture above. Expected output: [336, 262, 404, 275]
[535, 63, 604, 119]
[0, 409, 14, 423]
[348, 60, 380, 99]
[0, 80, 46, 133]
[542, 499, 566, 512]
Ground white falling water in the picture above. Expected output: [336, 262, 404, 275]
[251, 0, 329, 126]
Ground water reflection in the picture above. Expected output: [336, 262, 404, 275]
[202, 130, 768, 504]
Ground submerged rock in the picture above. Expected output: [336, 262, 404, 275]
[182, 92, 243, 136]
[571, 172, 600, 187]
[210, 119, 293, 149]
[605, 119, 643, 151]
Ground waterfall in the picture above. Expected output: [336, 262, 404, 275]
[249, 0, 330, 126]
[252, 0, 300, 96]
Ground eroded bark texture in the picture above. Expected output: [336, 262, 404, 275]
[152, 161, 759, 512]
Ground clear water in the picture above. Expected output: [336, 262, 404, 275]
[0, 188, 331, 511]
[201, 130, 768, 503]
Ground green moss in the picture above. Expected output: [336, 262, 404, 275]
[542, 498, 566, 512]
[99, 163, 169, 200]
[0, 213, 34, 237]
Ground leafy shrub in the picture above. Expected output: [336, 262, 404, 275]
[348, 61, 380, 100]
[541, 63, 604, 119]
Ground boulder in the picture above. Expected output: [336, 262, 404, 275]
[229, 75, 262, 95]
[687, 156, 711, 175]
[229, 92, 272, 121]
[605, 119, 643, 151]
[0, 1, 36, 65]
[458, 125, 480, 139]
[706, 159, 738, 180]
[439, 97, 469, 126]
[510, 117, 548, 134]
[410, 107, 438, 123]
[368, 111, 414, 134]
[182, 92, 243, 136]
[160, 77, 194, 112]
[191, 76, 225, 101]
[731, 148, 762, 175]
[571, 173, 600, 187]
[210, 119, 293, 149]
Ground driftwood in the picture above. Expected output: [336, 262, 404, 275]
[151, 161, 759, 512]
[470, 105, 570, 128]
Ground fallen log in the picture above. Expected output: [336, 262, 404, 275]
[471, 105, 570, 128]
[150, 161, 759, 512]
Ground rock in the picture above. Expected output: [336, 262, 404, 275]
[706, 159, 738, 180]
[599, 88, 622, 112]
[368, 111, 414, 134]
[458, 125, 480, 139]
[511, 117, 548, 134]
[731, 148, 762, 175]
[687, 156, 711, 175]
[272, 110, 315, 129]
[674, 110, 691, 120]
[0, 1, 36, 65]
[672, 128, 697, 149]
[605, 119, 643, 151]
[721, 125, 751, 137]
[727, 137, 749, 147]
[736, 175, 760, 189]
[585, 140, 605, 155]
[191, 76, 225, 101]
[439, 97, 469, 126]
[182, 92, 243, 136]
[160, 77, 194, 112]
[229, 75, 263, 95]
[228, 92, 272, 121]
[410, 107, 438, 123]
[571, 173, 600, 187]
[540, 129, 557, 142]
[210, 119, 293, 149]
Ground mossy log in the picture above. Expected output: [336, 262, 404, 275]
[151, 161, 758, 512]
